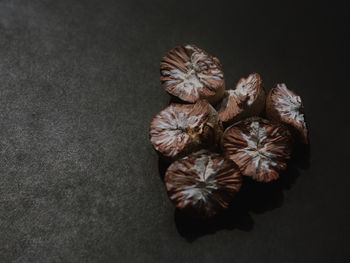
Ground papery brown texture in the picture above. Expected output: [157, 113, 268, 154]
[216, 73, 266, 124]
[222, 117, 292, 183]
[160, 44, 225, 105]
[149, 100, 223, 159]
[165, 150, 242, 219]
[266, 83, 308, 144]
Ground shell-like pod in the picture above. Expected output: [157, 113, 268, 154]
[222, 117, 292, 183]
[160, 44, 225, 105]
[266, 83, 308, 144]
[216, 73, 266, 125]
[165, 150, 242, 219]
[149, 100, 223, 160]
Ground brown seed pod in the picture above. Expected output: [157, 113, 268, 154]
[222, 117, 292, 183]
[160, 44, 225, 105]
[266, 83, 308, 144]
[216, 73, 266, 125]
[149, 100, 223, 159]
[165, 150, 242, 219]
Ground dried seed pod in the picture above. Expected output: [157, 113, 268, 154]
[165, 150, 242, 219]
[266, 83, 308, 144]
[223, 117, 292, 183]
[160, 44, 225, 105]
[217, 73, 266, 124]
[149, 100, 223, 159]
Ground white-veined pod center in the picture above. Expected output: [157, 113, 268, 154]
[181, 153, 223, 205]
[238, 121, 277, 172]
[274, 83, 306, 127]
[150, 105, 205, 156]
[232, 74, 259, 106]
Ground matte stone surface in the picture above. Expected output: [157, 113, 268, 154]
[0, 0, 349, 262]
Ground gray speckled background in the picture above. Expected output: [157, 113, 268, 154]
[0, 0, 349, 262]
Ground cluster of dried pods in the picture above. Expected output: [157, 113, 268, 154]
[149, 44, 308, 219]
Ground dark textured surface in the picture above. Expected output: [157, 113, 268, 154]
[0, 0, 349, 262]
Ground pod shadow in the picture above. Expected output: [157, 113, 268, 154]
[173, 143, 309, 241]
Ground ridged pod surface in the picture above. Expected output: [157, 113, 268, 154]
[266, 83, 308, 144]
[149, 100, 222, 159]
[223, 117, 292, 182]
[217, 73, 266, 125]
[165, 150, 242, 218]
[160, 44, 225, 104]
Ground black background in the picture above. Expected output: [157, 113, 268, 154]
[1, 0, 349, 262]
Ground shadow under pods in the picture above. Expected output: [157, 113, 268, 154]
[159, 140, 310, 242]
